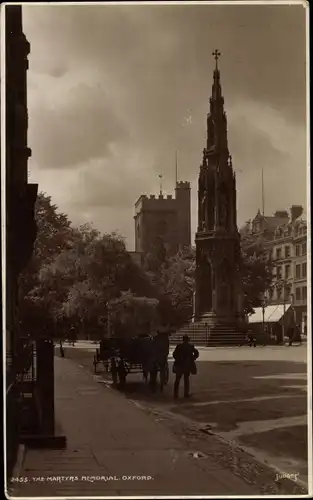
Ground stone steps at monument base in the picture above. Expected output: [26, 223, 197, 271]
[170, 323, 247, 347]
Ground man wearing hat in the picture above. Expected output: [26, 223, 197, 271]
[173, 335, 199, 399]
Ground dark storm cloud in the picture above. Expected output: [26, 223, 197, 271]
[23, 2, 307, 249]
[29, 80, 128, 169]
[48, 65, 68, 78]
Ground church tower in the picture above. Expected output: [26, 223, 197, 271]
[194, 50, 244, 330]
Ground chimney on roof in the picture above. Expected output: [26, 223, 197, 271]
[290, 205, 303, 222]
[274, 210, 288, 219]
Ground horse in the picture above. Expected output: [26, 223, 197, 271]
[148, 332, 170, 393]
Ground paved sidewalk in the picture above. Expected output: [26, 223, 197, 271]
[11, 356, 258, 497]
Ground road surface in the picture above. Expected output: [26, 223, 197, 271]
[57, 342, 309, 487]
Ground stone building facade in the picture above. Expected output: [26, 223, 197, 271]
[292, 218, 307, 330]
[5, 4, 38, 478]
[5, 5, 65, 479]
[243, 206, 308, 332]
[134, 180, 191, 256]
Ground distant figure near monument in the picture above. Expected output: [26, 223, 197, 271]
[193, 50, 244, 336]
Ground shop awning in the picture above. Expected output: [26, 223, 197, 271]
[248, 304, 292, 324]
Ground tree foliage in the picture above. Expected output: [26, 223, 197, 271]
[19, 193, 156, 339]
[19, 193, 73, 297]
[143, 236, 167, 273]
[158, 248, 196, 328]
[19, 192, 274, 338]
[149, 240, 274, 326]
[240, 243, 274, 314]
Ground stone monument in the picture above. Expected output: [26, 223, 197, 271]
[193, 50, 244, 333]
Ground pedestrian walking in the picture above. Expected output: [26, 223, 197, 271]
[69, 325, 76, 346]
[173, 335, 199, 399]
[153, 330, 170, 392]
[288, 326, 294, 346]
[60, 340, 65, 357]
[293, 324, 302, 345]
[247, 331, 256, 348]
[298, 324, 303, 345]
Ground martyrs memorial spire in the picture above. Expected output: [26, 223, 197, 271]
[206, 49, 228, 155]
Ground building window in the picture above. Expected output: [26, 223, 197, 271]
[285, 264, 290, 279]
[295, 244, 300, 257]
[285, 285, 291, 301]
[295, 264, 301, 279]
[269, 289, 273, 301]
[157, 219, 167, 236]
[302, 242, 307, 255]
[276, 266, 282, 279]
[276, 248, 282, 259]
[302, 262, 307, 278]
[285, 246, 290, 258]
[295, 287, 301, 301]
[302, 287, 307, 302]
[276, 287, 282, 300]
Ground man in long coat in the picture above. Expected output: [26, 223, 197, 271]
[173, 335, 199, 399]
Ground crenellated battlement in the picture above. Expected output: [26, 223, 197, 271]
[135, 192, 178, 214]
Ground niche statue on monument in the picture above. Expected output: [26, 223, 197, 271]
[200, 188, 209, 231]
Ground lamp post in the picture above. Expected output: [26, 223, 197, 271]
[290, 293, 295, 323]
[262, 293, 268, 345]
[276, 278, 287, 344]
[281, 279, 292, 344]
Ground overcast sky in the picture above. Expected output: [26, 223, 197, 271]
[23, 2, 307, 250]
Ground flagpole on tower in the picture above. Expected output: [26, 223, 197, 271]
[175, 150, 178, 185]
[159, 174, 163, 196]
[262, 168, 265, 216]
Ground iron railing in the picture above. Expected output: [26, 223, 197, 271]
[5, 340, 36, 479]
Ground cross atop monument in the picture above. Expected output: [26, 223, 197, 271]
[212, 49, 221, 68]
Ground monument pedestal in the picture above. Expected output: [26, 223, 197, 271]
[193, 311, 244, 327]
[190, 309, 247, 346]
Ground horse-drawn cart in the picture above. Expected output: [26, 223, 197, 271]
[93, 335, 169, 389]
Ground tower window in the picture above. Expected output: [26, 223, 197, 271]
[157, 220, 168, 236]
[276, 266, 282, 279]
[284, 285, 291, 301]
